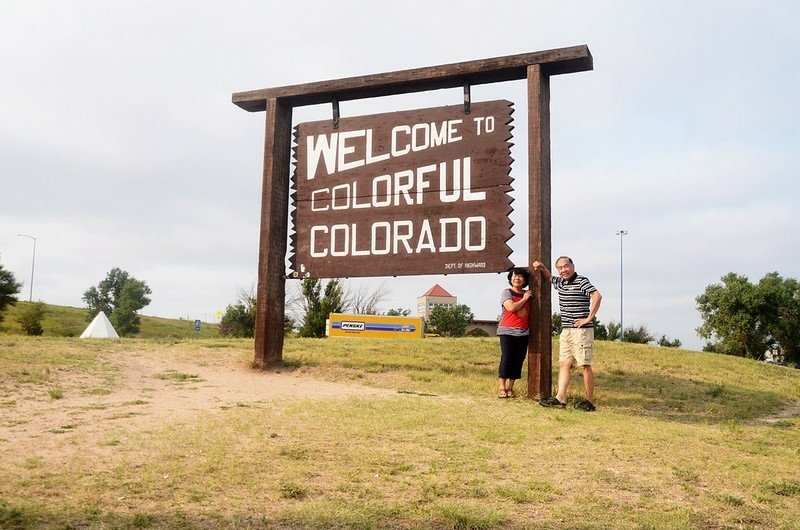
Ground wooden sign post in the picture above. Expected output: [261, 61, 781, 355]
[233, 46, 592, 399]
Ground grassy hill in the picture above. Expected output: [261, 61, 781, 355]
[0, 301, 219, 338]
[0, 335, 798, 528]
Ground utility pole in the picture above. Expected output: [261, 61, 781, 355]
[616, 230, 628, 340]
[17, 234, 36, 302]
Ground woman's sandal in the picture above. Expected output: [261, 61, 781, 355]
[498, 390, 509, 398]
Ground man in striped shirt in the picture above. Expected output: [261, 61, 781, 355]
[532, 256, 603, 411]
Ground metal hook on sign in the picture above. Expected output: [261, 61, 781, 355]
[332, 97, 340, 129]
[463, 83, 471, 115]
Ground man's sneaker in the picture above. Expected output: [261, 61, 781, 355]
[575, 400, 596, 412]
[539, 396, 566, 408]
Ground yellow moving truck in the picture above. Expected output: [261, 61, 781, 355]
[326, 313, 424, 339]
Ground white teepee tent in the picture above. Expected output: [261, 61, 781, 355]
[80, 311, 120, 339]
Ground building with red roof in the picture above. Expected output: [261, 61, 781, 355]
[417, 284, 457, 319]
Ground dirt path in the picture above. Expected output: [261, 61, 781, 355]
[1, 348, 394, 453]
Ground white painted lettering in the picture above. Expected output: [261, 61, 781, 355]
[393, 170, 414, 206]
[416, 164, 434, 204]
[439, 159, 461, 203]
[416, 219, 436, 253]
[447, 119, 463, 143]
[461, 157, 485, 201]
[311, 188, 329, 211]
[330, 224, 349, 257]
[337, 130, 366, 172]
[307, 133, 338, 179]
[411, 123, 429, 152]
[371, 222, 391, 255]
[310, 226, 328, 257]
[393, 220, 414, 254]
[307, 217, 486, 257]
[439, 218, 462, 252]
[350, 223, 370, 256]
[364, 129, 390, 165]
[430, 122, 447, 147]
[372, 175, 392, 207]
[331, 183, 350, 210]
[473, 116, 494, 135]
[474, 117, 486, 135]
[464, 216, 486, 250]
[391, 125, 411, 157]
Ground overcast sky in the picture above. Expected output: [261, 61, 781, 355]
[1, 1, 798, 349]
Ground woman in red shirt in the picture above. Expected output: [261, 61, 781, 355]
[497, 267, 533, 398]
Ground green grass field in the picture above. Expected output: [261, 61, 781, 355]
[1, 312, 799, 528]
[0, 301, 220, 338]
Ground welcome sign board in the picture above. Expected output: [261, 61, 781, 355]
[290, 100, 515, 278]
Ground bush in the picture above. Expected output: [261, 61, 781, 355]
[623, 324, 655, 344]
[17, 302, 46, 336]
[219, 302, 256, 338]
[658, 334, 682, 348]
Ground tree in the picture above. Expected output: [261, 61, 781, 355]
[286, 279, 392, 333]
[284, 315, 296, 335]
[113, 279, 151, 336]
[219, 292, 256, 338]
[345, 281, 391, 315]
[18, 302, 46, 336]
[83, 267, 130, 318]
[697, 272, 800, 363]
[220, 287, 294, 338]
[553, 314, 608, 339]
[0, 262, 22, 324]
[606, 321, 622, 341]
[696, 273, 763, 358]
[297, 278, 345, 338]
[82, 268, 151, 336]
[386, 308, 412, 316]
[756, 272, 800, 364]
[426, 304, 474, 337]
[657, 334, 682, 348]
[593, 318, 609, 340]
[622, 324, 655, 344]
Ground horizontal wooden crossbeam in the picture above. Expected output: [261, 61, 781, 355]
[232, 45, 592, 111]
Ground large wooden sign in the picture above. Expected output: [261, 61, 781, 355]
[233, 46, 593, 399]
[290, 100, 514, 278]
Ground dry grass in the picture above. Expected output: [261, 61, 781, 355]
[1, 335, 799, 529]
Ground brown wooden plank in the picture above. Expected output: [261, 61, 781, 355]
[253, 98, 292, 368]
[526, 64, 552, 399]
[233, 46, 592, 111]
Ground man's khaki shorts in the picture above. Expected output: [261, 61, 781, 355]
[559, 328, 594, 366]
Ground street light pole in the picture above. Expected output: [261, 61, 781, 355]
[17, 234, 36, 302]
[616, 230, 628, 340]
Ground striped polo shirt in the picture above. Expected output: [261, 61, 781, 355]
[553, 273, 597, 328]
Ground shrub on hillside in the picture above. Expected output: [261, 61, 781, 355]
[18, 302, 46, 336]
